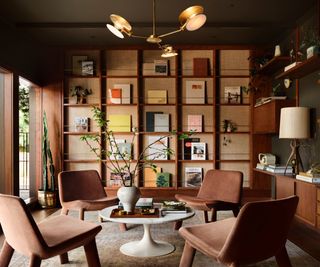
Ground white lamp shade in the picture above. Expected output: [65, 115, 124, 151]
[279, 107, 310, 139]
[186, 14, 206, 31]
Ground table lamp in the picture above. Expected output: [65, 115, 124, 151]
[279, 107, 310, 175]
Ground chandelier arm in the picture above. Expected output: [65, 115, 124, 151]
[130, 34, 149, 39]
[158, 28, 184, 38]
[153, 0, 156, 36]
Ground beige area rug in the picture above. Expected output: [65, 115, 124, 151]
[8, 210, 320, 267]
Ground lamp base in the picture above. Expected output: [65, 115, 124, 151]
[285, 139, 304, 175]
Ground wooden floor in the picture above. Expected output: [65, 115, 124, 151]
[0, 208, 319, 262]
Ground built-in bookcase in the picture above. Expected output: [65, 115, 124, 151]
[62, 47, 252, 196]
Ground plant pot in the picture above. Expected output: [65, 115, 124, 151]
[306, 45, 320, 59]
[38, 190, 57, 209]
[117, 186, 140, 213]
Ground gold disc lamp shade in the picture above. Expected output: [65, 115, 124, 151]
[106, 0, 206, 57]
[279, 107, 310, 175]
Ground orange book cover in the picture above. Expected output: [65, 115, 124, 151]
[108, 88, 122, 104]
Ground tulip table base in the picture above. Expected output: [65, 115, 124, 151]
[120, 224, 174, 257]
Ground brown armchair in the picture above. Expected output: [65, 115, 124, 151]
[179, 196, 299, 267]
[0, 194, 102, 267]
[58, 170, 118, 221]
[176, 169, 243, 223]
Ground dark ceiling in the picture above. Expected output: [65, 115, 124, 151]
[0, 0, 316, 47]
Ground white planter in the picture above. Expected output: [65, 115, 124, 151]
[117, 186, 141, 213]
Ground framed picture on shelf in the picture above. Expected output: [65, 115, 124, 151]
[191, 142, 206, 160]
[154, 60, 168, 75]
[186, 80, 205, 104]
[74, 117, 89, 132]
[72, 55, 87, 75]
[185, 167, 202, 187]
[82, 60, 94, 76]
[224, 86, 242, 104]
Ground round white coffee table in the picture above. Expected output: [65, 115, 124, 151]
[99, 205, 194, 257]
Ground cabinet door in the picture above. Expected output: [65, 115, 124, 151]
[275, 176, 295, 199]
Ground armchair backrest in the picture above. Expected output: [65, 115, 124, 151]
[0, 194, 47, 256]
[197, 169, 243, 204]
[218, 196, 299, 265]
[58, 170, 107, 203]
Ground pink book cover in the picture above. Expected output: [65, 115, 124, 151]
[187, 115, 202, 132]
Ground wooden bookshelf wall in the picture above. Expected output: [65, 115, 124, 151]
[62, 47, 253, 197]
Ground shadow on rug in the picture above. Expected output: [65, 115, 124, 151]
[8, 210, 320, 267]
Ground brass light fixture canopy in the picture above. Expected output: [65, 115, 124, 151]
[106, 1, 206, 55]
[179, 6, 206, 31]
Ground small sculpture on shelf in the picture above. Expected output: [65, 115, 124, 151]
[70, 85, 92, 104]
[222, 119, 237, 133]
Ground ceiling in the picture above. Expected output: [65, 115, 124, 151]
[0, 0, 316, 47]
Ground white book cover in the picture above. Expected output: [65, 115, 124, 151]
[108, 88, 122, 104]
[185, 167, 202, 187]
[114, 83, 131, 104]
[186, 81, 205, 104]
[74, 117, 89, 132]
[295, 175, 320, 183]
[191, 142, 206, 160]
[147, 136, 168, 160]
[109, 139, 126, 160]
[154, 114, 169, 132]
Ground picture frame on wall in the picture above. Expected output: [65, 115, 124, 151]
[224, 86, 242, 104]
[72, 55, 87, 75]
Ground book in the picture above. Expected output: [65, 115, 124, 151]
[156, 172, 171, 187]
[256, 163, 267, 170]
[147, 90, 167, 104]
[154, 60, 168, 75]
[224, 86, 242, 104]
[114, 83, 131, 104]
[116, 143, 132, 160]
[191, 142, 206, 160]
[186, 80, 205, 104]
[144, 167, 161, 187]
[185, 167, 202, 187]
[298, 172, 320, 178]
[284, 61, 301, 72]
[109, 139, 126, 160]
[154, 113, 170, 132]
[108, 114, 131, 132]
[193, 58, 209, 76]
[187, 115, 202, 132]
[296, 174, 320, 183]
[146, 111, 163, 132]
[136, 198, 154, 208]
[110, 173, 123, 187]
[266, 166, 293, 173]
[72, 55, 87, 75]
[147, 136, 168, 160]
[183, 138, 200, 160]
[108, 88, 122, 104]
[74, 116, 89, 132]
[82, 60, 94, 76]
[161, 201, 187, 214]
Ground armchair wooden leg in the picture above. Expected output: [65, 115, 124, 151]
[119, 223, 127, 232]
[61, 208, 69, 215]
[79, 209, 85, 220]
[203, 211, 209, 223]
[211, 209, 217, 222]
[174, 220, 183, 230]
[84, 239, 101, 267]
[59, 252, 69, 264]
[275, 246, 292, 267]
[29, 254, 41, 267]
[179, 242, 196, 267]
[0, 240, 14, 267]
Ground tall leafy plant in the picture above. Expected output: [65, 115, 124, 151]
[42, 112, 55, 191]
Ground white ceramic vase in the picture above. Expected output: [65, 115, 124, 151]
[117, 186, 141, 213]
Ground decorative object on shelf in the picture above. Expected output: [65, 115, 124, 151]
[300, 28, 320, 60]
[185, 167, 202, 187]
[38, 112, 56, 209]
[193, 58, 209, 76]
[70, 85, 92, 104]
[284, 78, 292, 89]
[106, 0, 206, 57]
[74, 117, 89, 132]
[80, 107, 191, 212]
[81, 60, 94, 76]
[186, 80, 205, 104]
[154, 60, 168, 75]
[274, 45, 281, 57]
[224, 86, 242, 104]
[258, 153, 276, 165]
[72, 55, 87, 75]
[279, 107, 310, 175]
[222, 136, 231, 146]
[222, 119, 237, 133]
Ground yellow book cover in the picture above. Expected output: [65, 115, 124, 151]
[147, 90, 167, 104]
[144, 167, 161, 187]
[108, 114, 131, 132]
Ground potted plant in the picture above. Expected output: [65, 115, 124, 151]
[80, 107, 190, 213]
[300, 29, 320, 60]
[70, 85, 92, 104]
[38, 112, 57, 208]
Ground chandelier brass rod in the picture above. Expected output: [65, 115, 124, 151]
[158, 28, 183, 38]
[152, 0, 156, 36]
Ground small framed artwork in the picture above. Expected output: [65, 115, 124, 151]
[154, 60, 168, 75]
[74, 117, 89, 132]
[185, 167, 202, 187]
[72, 55, 87, 75]
[224, 86, 242, 104]
[82, 60, 94, 76]
[191, 142, 206, 160]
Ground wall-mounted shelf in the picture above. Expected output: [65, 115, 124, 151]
[257, 56, 291, 75]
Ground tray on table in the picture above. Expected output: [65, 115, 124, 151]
[110, 208, 160, 218]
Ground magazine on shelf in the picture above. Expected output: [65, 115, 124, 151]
[185, 167, 202, 187]
[154, 60, 168, 75]
[154, 113, 170, 132]
[146, 111, 163, 132]
[191, 142, 206, 160]
[108, 88, 122, 104]
[144, 166, 162, 187]
[109, 139, 126, 160]
[74, 117, 89, 132]
[114, 83, 131, 104]
[187, 114, 202, 132]
[156, 172, 171, 187]
[183, 138, 200, 160]
[147, 90, 167, 104]
[108, 114, 131, 132]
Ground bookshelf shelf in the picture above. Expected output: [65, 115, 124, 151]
[63, 131, 99, 135]
[63, 103, 100, 107]
[257, 56, 291, 75]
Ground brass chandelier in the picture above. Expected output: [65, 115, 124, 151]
[106, 0, 206, 57]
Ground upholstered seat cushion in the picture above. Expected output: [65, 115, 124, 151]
[179, 217, 236, 259]
[61, 196, 118, 211]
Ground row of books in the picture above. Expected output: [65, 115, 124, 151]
[256, 163, 293, 174]
[296, 172, 320, 183]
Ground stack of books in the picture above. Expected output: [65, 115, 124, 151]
[296, 172, 320, 183]
[161, 201, 187, 215]
[265, 165, 293, 174]
[118, 197, 154, 209]
[256, 163, 267, 170]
